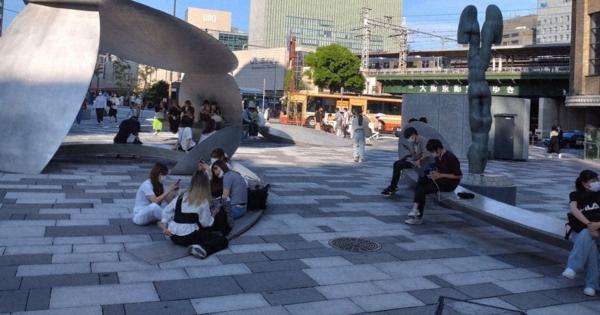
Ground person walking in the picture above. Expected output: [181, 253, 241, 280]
[335, 108, 344, 137]
[314, 107, 324, 131]
[153, 100, 166, 135]
[93, 92, 107, 125]
[547, 125, 561, 158]
[351, 108, 369, 163]
[108, 93, 119, 123]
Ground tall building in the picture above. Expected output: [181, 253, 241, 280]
[186, 7, 248, 51]
[248, 0, 403, 53]
[537, 0, 572, 44]
[566, 0, 600, 110]
[0, 0, 4, 37]
[501, 15, 537, 46]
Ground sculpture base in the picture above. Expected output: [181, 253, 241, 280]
[461, 174, 517, 206]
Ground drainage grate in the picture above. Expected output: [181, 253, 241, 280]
[329, 237, 382, 253]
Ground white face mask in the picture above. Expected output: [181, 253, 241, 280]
[590, 181, 600, 192]
[159, 175, 167, 183]
[210, 158, 218, 165]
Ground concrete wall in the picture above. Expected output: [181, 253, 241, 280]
[402, 94, 530, 161]
[186, 7, 231, 33]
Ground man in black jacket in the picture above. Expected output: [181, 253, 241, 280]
[114, 116, 142, 144]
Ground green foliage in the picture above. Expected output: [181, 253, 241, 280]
[144, 80, 169, 107]
[137, 65, 157, 93]
[284, 69, 294, 91]
[112, 57, 135, 92]
[304, 44, 365, 93]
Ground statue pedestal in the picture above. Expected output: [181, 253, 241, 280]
[461, 174, 517, 206]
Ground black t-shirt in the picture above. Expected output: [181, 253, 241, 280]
[114, 118, 140, 143]
[436, 151, 462, 186]
[568, 191, 600, 232]
[315, 111, 323, 123]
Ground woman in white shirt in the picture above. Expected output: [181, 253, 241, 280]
[160, 170, 229, 259]
[133, 163, 179, 225]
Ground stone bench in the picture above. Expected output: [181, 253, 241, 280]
[403, 170, 570, 249]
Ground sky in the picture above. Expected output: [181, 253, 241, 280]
[3, 0, 539, 50]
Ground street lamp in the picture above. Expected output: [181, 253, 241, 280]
[168, 0, 176, 101]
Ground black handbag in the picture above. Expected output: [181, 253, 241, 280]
[247, 184, 270, 211]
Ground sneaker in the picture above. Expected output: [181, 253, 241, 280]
[353, 157, 359, 163]
[405, 217, 423, 225]
[381, 187, 397, 196]
[562, 268, 576, 279]
[558, 153, 563, 159]
[188, 245, 207, 259]
[584, 287, 596, 296]
[407, 209, 421, 217]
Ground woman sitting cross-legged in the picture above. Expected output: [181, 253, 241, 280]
[159, 170, 229, 259]
[562, 170, 600, 296]
[132, 163, 179, 226]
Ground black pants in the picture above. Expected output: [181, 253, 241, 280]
[389, 160, 414, 189]
[413, 176, 457, 216]
[201, 208, 232, 237]
[95, 108, 105, 123]
[170, 229, 228, 256]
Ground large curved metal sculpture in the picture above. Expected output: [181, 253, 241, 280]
[457, 5, 503, 174]
[0, 0, 241, 174]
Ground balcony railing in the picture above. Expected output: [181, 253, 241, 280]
[369, 65, 570, 76]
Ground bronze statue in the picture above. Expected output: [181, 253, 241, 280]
[458, 5, 503, 174]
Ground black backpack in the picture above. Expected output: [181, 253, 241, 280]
[247, 184, 270, 211]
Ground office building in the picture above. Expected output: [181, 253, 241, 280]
[501, 15, 537, 46]
[186, 7, 248, 51]
[248, 0, 403, 53]
[537, 0, 572, 44]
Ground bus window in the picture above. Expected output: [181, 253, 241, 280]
[307, 96, 337, 113]
[367, 101, 402, 115]
[351, 105, 363, 114]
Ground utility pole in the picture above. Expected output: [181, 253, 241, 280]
[359, 7, 371, 72]
[168, 0, 176, 101]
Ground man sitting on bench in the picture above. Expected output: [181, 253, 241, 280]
[114, 115, 142, 144]
[381, 127, 429, 196]
[405, 139, 462, 225]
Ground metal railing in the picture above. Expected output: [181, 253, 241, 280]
[368, 65, 569, 76]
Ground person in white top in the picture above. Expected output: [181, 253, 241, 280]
[133, 163, 179, 225]
[176, 109, 196, 152]
[159, 170, 229, 259]
[93, 92, 108, 124]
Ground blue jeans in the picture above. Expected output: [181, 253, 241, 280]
[353, 129, 365, 160]
[567, 230, 599, 289]
[231, 204, 247, 219]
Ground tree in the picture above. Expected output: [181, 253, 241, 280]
[144, 80, 169, 107]
[304, 44, 365, 93]
[284, 69, 294, 92]
[137, 64, 156, 93]
[112, 57, 135, 92]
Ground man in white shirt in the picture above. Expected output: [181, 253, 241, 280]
[93, 92, 107, 124]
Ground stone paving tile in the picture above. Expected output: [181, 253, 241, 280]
[213, 306, 290, 315]
[351, 292, 425, 312]
[538, 287, 598, 304]
[118, 269, 188, 283]
[527, 303, 600, 315]
[408, 287, 470, 305]
[185, 264, 251, 279]
[20, 273, 99, 289]
[0, 289, 28, 313]
[154, 276, 243, 301]
[191, 293, 270, 314]
[246, 259, 308, 273]
[229, 243, 285, 253]
[262, 287, 326, 306]
[494, 276, 574, 293]
[499, 291, 562, 310]
[124, 300, 197, 315]
[51, 253, 118, 264]
[101, 304, 126, 315]
[217, 252, 270, 264]
[26, 288, 51, 311]
[454, 282, 512, 299]
[315, 282, 386, 300]
[45, 225, 122, 237]
[300, 256, 353, 268]
[17, 263, 90, 277]
[285, 299, 363, 315]
[12, 306, 103, 315]
[50, 283, 160, 308]
[303, 265, 391, 285]
[373, 277, 440, 293]
[234, 270, 318, 293]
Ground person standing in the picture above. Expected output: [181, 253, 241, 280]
[153, 100, 166, 135]
[93, 92, 107, 124]
[248, 105, 260, 139]
[335, 108, 344, 137]
[342, 108, 351, 138]
[314, 107, 324, 131]
[351, 108, 369, 163]
[108, 93, 119, 123]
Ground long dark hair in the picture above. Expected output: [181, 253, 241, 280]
[576, 170, 598, 192]
[211, 148, 228, 163]
[212, 160, 230, 173]
[357, 108, 363, 126]
[149, 163, 168, 196]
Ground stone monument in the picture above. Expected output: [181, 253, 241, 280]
[457, 5, 503, 174]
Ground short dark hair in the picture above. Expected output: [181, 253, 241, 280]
[419, 117, 428, 123]
[185, 100, 192, 106]
[408, 118, 418, 123]
[426, 139, 444, 152]
[403, 127, 418, 139]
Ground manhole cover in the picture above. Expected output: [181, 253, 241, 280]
[329, 237, 382, 252]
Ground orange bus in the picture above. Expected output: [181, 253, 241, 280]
[279, 92, 402, 133]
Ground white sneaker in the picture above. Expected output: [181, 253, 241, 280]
[558, 153, 563, 159]
[584, 287, 596, 296]
[405, 217, 423, 225]
[407, 209, 421, 217]
[189, 245, 207, 259]
[562, 268, 576, 279]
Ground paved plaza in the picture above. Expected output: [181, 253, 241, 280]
[0, 115, 599, 314]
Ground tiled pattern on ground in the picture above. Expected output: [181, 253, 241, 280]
[0, 120, 598, 313]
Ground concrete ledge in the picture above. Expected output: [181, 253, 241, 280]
[260, 124, 351, 147]
[55, 143, 184, 161]
[405, 171, 570, 249]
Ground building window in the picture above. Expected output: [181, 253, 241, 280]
[591, 12, 600, 75]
